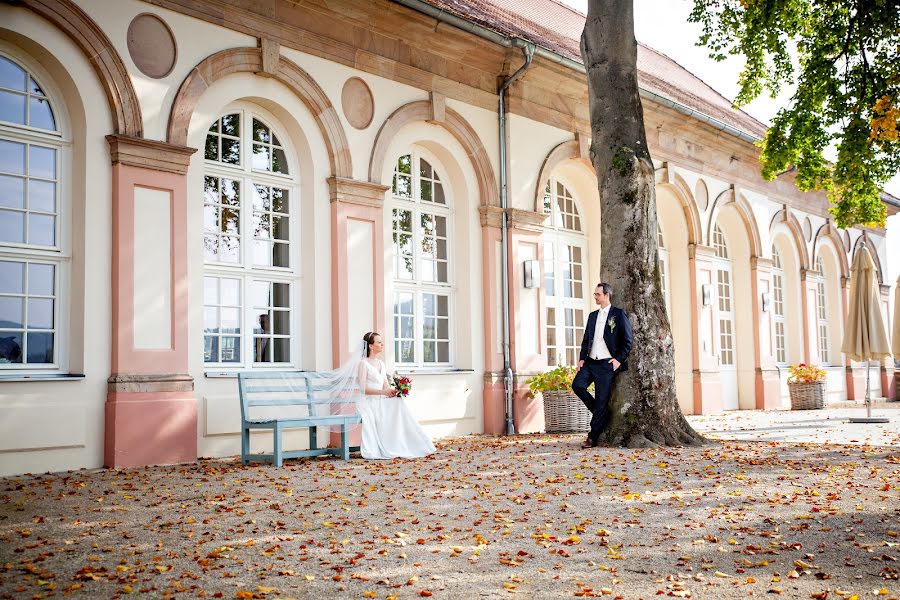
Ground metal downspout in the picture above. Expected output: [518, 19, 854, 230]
[498, 43, 535, 435]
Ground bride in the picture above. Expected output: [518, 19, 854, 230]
[356, 331, 436, 459]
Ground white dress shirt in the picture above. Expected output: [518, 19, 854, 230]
[589, 306, 612, 360]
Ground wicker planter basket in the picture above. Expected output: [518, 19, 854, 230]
[542, 389, 592, 433]
[788, 381, 826, 410]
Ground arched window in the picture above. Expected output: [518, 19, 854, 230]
[202, 109, 297, 368]
[814, 255, 829, 364]
[543, 180, 587, 366]
[657, 224, 671, 317]
[772, 245, 787, 364]
[0, 54, 63, 369]
[391, 152, 452, 365]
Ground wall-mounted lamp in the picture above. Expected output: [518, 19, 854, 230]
[761, 291, 771, 313]
[701, 283, 712, 306]
[523, 259, 540, 289]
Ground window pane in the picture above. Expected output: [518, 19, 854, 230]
[437, 295, 448, 316]
[0, 140, 25, 174]
[272, 148, 288, 174]
[221, 278, 240, 305]
[204, 135, 218, 161]
[0, 57, 26, 90]
[272, 215, 288, 240]
[221, 337, 240, 362]
[0, 296, 24, 328]
[29, 97, 55, 130]
[273, 337, 290, 362]
[399, 340, 414, 363]
[30, 264, 56, 298]
[0, 91, 25, 125]
[0, 261, 24, 293]
[437, 341, 449, 362]
[272, 188, 288, 214]
[251, 281, 270, 308]
[400, 316, 414, 339]
[0, 332, 23, 364]
[252, 144, 270, 170]
[254, 240, 273, 267]
[203, 335, 218, 362]
[252, 119, 270, 143]
[221, 308, 240, 333]
[0, 174, 24, 208]
[28, 180, 54, 212]
[423, 341, 435, 363]
[254, 335, 271, 362]
[29, 146, 55, 179]
[0, 209, 24, 243]
[434, 183, 445, 204]
[272, 283, 290, 308]
[27, 298, 53, 329]
[28, 213, 55, 246]
[203, 307, 218, 332]
[272, 310, 290, 335]
[219, 236, 240, 262]
[273, 242, 289, 268]
[221, 114, 239, 136]
[221, 138, 240, 164]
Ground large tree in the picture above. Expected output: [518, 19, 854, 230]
[581, 0, 705, 448]
[579, 0, 897, 448]
[690, 0, 900, 228]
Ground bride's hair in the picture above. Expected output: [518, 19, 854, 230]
[363, 332, 380, 357]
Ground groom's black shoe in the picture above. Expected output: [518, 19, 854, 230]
[581, 438, 594, 449]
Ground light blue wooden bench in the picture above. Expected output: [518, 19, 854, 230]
[237, 371, 362, 466]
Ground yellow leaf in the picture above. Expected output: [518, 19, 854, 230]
[257, 586, 277, 593]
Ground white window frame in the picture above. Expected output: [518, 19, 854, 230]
[543, 178, 588, 366]
[712, 224, 735, 367]
[390, 149, 454, 368]
[0, 50, 69, 372]
[814, 255, 830, 365]
[202, 105, 299, 371]
[771, 245, 787, 365]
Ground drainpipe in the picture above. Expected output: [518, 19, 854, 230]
[498, 43, 535, 435]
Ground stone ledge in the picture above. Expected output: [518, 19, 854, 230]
[107, 373, 194, 393]
[106, 135, 197, 175]
[327, 176, 389, 207]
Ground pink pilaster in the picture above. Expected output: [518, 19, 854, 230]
[328, 178, 389, 447]
[104, 136, 197, 468]
[479, 207, 506, 434]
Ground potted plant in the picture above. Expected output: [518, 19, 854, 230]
[526, 365, 592, 433]
[787, 363, 827, 410]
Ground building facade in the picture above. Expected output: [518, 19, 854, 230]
[0, 0, 895, 477]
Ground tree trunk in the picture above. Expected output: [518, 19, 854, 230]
[581, 0, 706, 448]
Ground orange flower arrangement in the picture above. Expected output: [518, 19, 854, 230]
[787, 363, 827, 384]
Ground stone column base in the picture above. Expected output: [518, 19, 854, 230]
[482, 375, 507, 435]
[512, 374, 542, 434]
[105, 375, 196, 468]
[755, 368, 782, 410]
[692, 370, 723, 415]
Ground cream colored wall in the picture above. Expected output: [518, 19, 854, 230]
[0, 9, 112, 476]
[78, 0, 255, 142]
[507, 114, 572, 212]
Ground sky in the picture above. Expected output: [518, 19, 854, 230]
[560, 0, 899, 288]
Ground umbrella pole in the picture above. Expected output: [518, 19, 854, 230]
[866, 361, 872, 419]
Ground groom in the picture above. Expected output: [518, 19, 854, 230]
[572, 282, 633, 448]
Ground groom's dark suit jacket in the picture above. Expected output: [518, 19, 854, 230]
[578, 306, 634, 372]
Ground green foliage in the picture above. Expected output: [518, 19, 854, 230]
[690, 0, 899, 228]
[526, 365, 576, 394]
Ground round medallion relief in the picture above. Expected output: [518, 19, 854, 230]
[802, 217, 813, 242]
[127, 14, 177, 79]
[694, 180, 709, 211]
[341, 77, 374, 130]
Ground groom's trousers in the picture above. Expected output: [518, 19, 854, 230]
[571, 358, 618, 444]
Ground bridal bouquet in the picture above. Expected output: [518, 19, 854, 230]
[391, 373, 412, 397]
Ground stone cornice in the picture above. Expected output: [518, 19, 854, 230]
[327, 176, 389, 207]
[479, 206, 504, 228]
[108, 373, 194, 393]
[508, 208, 548, 232]
[105, 135, 196, 175]
[688, 244, 717, 259]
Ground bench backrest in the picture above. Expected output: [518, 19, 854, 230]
[237, 371, 360, 422]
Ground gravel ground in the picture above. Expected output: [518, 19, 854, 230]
[1, 418, 899, 599]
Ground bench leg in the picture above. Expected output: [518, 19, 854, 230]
[309, 425, 317, 451]
[241, 426, 250, 465]
[274, 423, 283, 467]
[340, 423, 350, 460]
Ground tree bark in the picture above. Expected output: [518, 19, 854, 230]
[581, 0, 706, 448]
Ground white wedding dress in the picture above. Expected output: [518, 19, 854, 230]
[358, 359, 436, 460]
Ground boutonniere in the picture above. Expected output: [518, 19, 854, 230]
[608, 316, 617, 332]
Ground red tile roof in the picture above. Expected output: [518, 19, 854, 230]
[414, 0, 768, 138]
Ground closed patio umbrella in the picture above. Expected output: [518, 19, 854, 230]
[841, 246, 891, 423]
